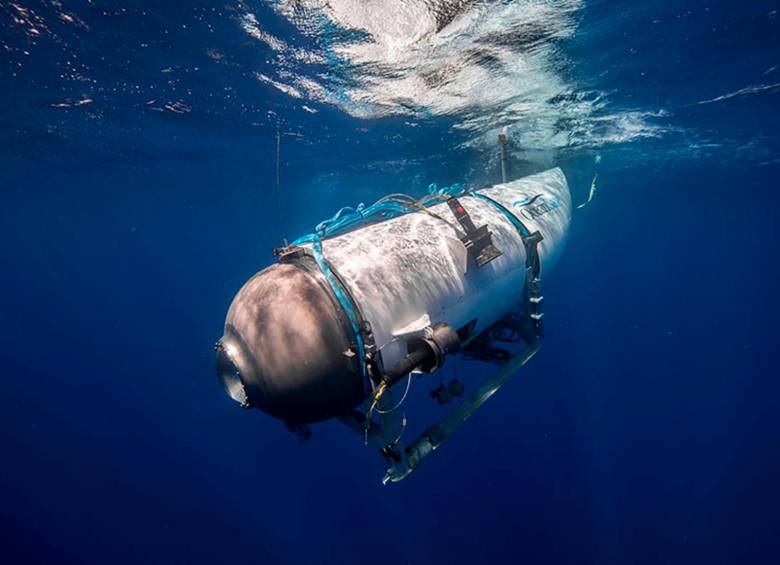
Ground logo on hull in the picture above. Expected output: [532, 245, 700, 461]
[512, 193, 562, 221]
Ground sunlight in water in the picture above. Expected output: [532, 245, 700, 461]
[242, 0, 666, 157]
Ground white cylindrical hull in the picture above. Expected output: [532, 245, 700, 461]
[310, 168, 572, 369]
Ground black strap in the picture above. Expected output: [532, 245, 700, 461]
[447, 197, 502, 268]
[468, 192, 544, 344]
[521, 231, 544, 343]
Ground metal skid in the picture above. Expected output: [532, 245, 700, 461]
[341, 340, 540, 484]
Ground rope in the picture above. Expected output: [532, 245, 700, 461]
[374, 372, 413, 414]
[363, 373, 412, 446]
[291, 182, 464, 245]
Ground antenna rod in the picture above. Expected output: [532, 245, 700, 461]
[498, 127, 508, 183]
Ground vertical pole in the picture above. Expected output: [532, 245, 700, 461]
[498, 127, 508, 184]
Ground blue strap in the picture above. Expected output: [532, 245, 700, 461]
[309, 236, 369, 386]
[289, 181, 465, 390]
[470, 192, 531, 237]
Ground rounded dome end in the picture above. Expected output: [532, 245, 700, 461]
[217, 259, 365, 423]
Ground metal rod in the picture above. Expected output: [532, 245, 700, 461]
[500, 145, 507, 184]
[498, 127, 508, 183]
[383, 344, 540, 483]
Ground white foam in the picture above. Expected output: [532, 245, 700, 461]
[243, 1, 667, 155]
[255, 72, 303, 98]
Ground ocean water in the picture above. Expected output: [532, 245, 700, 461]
[1, 1, 779, 563]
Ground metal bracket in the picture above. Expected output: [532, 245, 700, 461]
[381, 343, 540, 484]
[447, 198, 502, 268]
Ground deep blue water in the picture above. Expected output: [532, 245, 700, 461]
[2, 1, 779, 564]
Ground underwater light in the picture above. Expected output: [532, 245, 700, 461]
[215, 338, 249, 407]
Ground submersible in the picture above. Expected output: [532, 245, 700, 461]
[216, 168, 571, 481]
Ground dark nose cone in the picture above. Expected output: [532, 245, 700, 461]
[216, 259, 364, 423]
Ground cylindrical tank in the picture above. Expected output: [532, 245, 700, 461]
[217, 168, 571, 423]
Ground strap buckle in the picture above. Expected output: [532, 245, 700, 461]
[447, 197, 502, 268]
